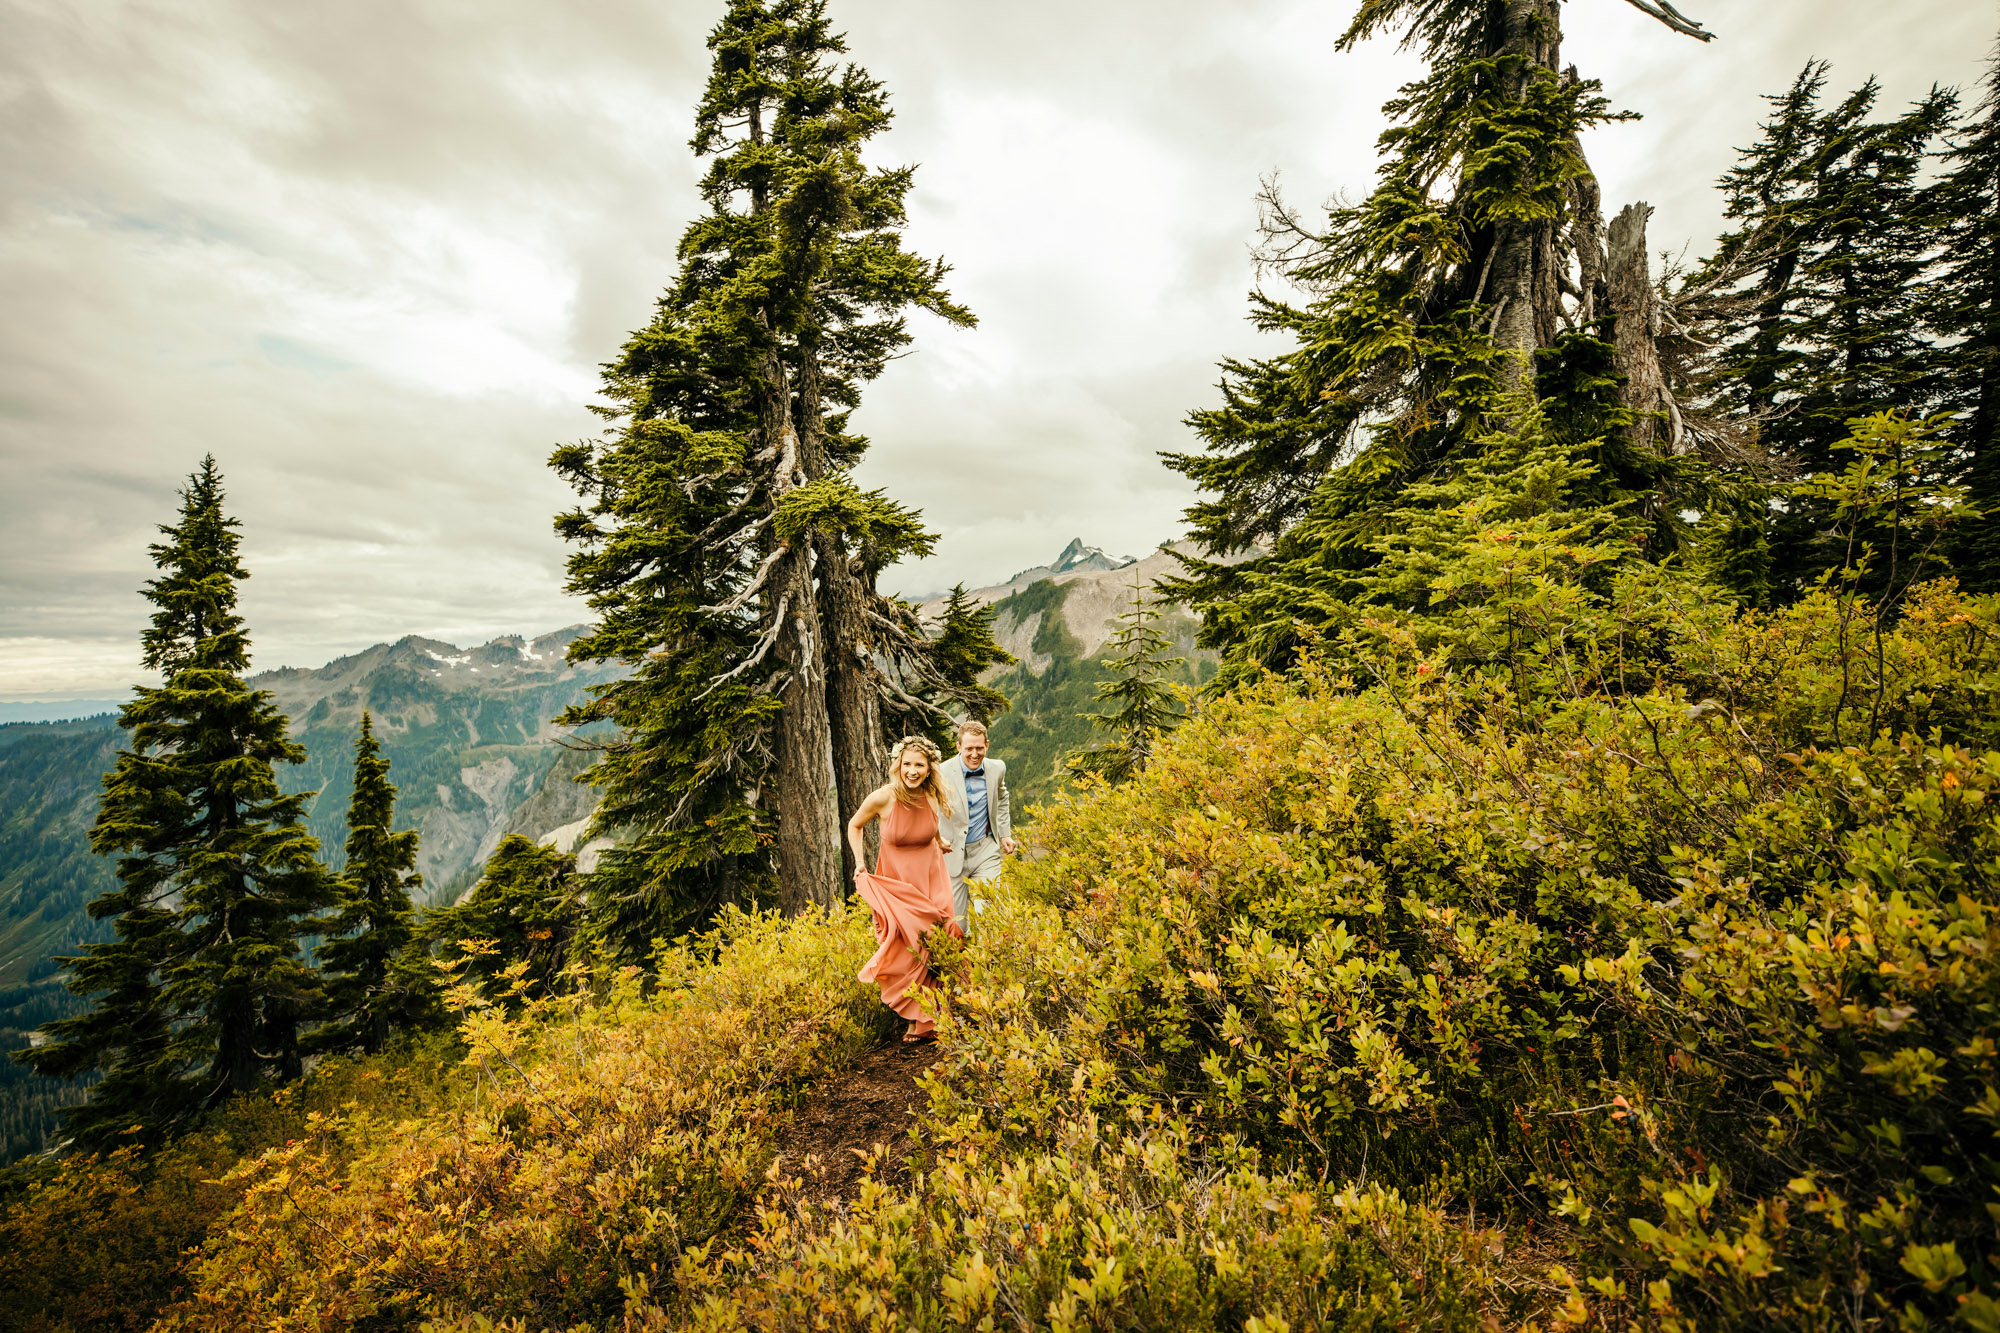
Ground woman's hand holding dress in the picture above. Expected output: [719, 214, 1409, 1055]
[852, 797, 957, 1039]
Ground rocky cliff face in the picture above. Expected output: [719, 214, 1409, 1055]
[919, 540, 1206, 668]
[262, 627, 622, 902]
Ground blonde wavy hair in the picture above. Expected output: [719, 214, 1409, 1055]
[886, 735, 952, 814]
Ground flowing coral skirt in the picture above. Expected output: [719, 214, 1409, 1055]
[854, 798, 960, 1037]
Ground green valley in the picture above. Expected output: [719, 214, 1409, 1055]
[0, 628, 622, 1161]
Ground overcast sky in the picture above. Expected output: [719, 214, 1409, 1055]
[2, 0, 1992, 700]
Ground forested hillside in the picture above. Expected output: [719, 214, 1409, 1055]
[967, 546, 1220, 801]
[0, 629, 621, 1162]
[4, 0, 1999, 1329]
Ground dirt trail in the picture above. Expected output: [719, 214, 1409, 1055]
[769, 1038, 941, 1206]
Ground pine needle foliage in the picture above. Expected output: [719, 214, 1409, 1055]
[1067, 593, 1186, 785]
[1338, 403, 1644, 703]
[19, 458, 332, 1150]
[908, 584, 1014, 743]
[1165, 0, 1714, 685]
[552, 0, 977, 942]
[310, 712, 436, 1057]
[1934, 53, 2000, 591]
[1685, 63, 1960, 599]
[421, 836, 582, 1004]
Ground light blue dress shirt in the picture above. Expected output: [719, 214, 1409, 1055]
[965, 766, 989, 843]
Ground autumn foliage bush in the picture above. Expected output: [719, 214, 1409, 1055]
[842, 575, 1997, 1331]
[0, 1032, 463, 1333]
[5, 467, 1995, 1331]
[144, 907, 888, 1332]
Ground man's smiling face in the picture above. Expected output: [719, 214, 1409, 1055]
[959, 733, 987, 769]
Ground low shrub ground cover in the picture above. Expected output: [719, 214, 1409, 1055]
[0, 1030, 464, 1333]
[637, 577, 2000, 1331]
[5, 574, 1995, 1332]
[152, 909, 890, 1332]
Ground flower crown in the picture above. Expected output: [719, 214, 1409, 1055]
[886, 734, 943, 767]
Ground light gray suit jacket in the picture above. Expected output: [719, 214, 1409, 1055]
[939, 755, 1010, 881]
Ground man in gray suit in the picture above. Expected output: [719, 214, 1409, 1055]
[939, 720, 1015, 933]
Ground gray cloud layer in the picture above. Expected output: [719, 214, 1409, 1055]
[2, 0, 1991, 697]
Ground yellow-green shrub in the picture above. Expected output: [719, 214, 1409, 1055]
[664, 1107, 1544, 1332]
[155, 906, 887, 1332]
[14, 575, 1992, 1333]
[869, 579, 2000, 1330]
[0, 1032, 462, 1333]
[1551, 733, 2000, 1331]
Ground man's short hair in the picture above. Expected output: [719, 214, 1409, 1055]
[957, 720, 989, 741]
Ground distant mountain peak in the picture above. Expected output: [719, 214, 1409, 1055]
[1051, 538, 1136, 574]
[986, 539, 1136, 591]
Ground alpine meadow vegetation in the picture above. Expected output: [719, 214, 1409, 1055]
[3, 1, 1999, 1330]
[36, 534, 1992, 1332]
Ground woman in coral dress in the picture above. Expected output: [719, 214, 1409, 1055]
[846, 736, 962, 1041]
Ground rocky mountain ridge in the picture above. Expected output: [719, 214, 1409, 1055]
[920, 540, 1205, 670]
[919, 541, 1222, 805]
[0, 628, 623, 984]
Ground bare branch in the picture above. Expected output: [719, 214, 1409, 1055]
[699, 543, 787, 616]
[1614, 0, 1714, 42]
[697, 595, 786, 700]
[1251, 173, 1333, 277]
[875, 670, 954, 724]
[697, 491, 767, 546]
[710, 512, 773, 552]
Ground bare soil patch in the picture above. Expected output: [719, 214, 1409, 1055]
[769, 1037, 941, 1207]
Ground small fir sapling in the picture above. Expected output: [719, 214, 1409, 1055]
[1068, 592, 1187, 784]
[309, 712, 438, 1057]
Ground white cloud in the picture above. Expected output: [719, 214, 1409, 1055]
[0, 637, 149, 698]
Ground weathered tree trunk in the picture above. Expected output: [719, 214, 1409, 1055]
[1608, 201, 1678, 455]
[1487, 220, 1543, 397]
[1563, 66, 1608, 327]
[817, 545, 883, 880]
[1483, 0, 1566, 401]
[792, 344, 885, 881]
[770, 542, 844, 913]
[210, 980, 260, 1104]
[761, 361, 844, 915]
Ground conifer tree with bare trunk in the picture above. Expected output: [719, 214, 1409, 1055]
[553, 0, 996, 941]
[1165, 0, 1719, 682]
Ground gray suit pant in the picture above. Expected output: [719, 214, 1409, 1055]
[953, 835, 1004, 933]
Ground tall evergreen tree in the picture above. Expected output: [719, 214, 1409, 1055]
[552, 0, 974, 946]
[1935, 53, 2000, 590]
[1067, 593, 1186, 785]
[903, 583, 1014, 741]
[310, 713, 433, 1057]
[18, 459, 331, 1147]
[1686, 63, 1958, 597]
[12, 876, 183, 1151]
[1164, 0, 1716, 683]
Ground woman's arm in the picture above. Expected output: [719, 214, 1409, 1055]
[930, 798, 952, 853]
[847, 786, 891, 874]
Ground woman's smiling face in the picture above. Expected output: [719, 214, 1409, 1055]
[898, 748, 930, 789]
